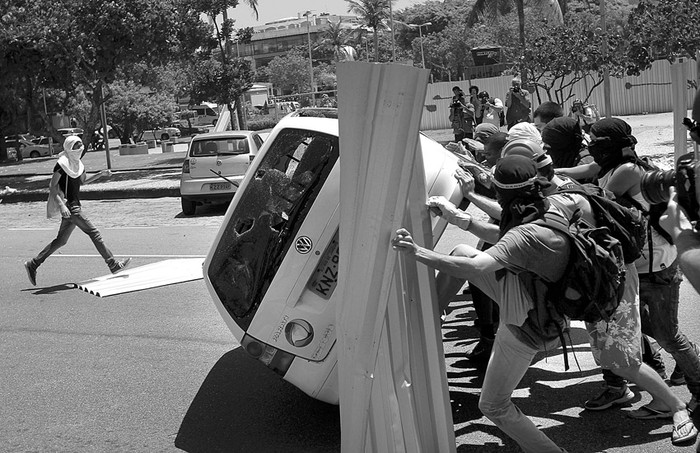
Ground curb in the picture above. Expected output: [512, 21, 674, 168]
[1, 187, 180, 204]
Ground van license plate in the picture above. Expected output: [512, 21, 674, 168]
[209, 183, 231, 191]
[309, 235, 339, 299]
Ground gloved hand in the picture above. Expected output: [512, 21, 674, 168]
[427, 196, 472, 230]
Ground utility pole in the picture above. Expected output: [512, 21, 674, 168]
[99, 84, 111, 169]
[417, 22, 431, 69]
[304, 11, 316, 106]
[600, 0, 611, 118]
[42, 88, 54, 157]
[389, 0, 395, 62]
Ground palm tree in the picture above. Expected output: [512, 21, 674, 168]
[346, 0, 393, 62]
[468, 0, 564, 51]
[319, 19, 354, 61]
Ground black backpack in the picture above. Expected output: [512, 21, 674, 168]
[557, 184, 647, 264]
[519, 210, 627, 370]
[537, 210, 627, 323]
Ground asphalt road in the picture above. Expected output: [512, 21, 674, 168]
[2, 195, 700, 452]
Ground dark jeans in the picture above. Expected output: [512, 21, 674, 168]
[33, 205, 116, 268]
[640, 262, 700, 396]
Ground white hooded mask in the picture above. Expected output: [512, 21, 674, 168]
[57, 135, 85, 178]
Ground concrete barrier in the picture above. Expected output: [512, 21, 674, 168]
[119, 143, 149, 155]
[161, 141, 174, 153]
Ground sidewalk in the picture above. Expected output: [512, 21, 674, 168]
[0, 142, 188, 203]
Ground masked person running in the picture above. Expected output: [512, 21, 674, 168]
[24, 135, 131, 286]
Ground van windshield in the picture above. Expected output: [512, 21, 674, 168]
[208, 128, 339, 329]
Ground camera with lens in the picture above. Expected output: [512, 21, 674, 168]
[641, 137, 700, 222]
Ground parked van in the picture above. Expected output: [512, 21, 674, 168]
[203, 108, 463, 404]
[189, 103, 220, 126]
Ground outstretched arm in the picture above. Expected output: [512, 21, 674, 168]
[392, 228, 502, 280]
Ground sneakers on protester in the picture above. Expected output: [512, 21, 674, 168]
[584, 385, 635, 411]
[109, 257, 132, 274]
[24, 260, 37, 286]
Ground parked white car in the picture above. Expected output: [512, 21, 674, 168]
[179, 130, 265, 215]
[143, 126, 181, 142]
[22, 136, 62, 158]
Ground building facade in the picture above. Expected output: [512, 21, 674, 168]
[236, 13, 361, 70]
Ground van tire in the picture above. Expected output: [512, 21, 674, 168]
[181, 198, 196, 216]
[212, 119, 217, 126]
[161, 133, 170, 141]
[30, 151, 40, 158]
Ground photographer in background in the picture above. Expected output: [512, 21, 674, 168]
[659, 91, 700, 294]
[660, 187, 700, 293]
[478, 91, 504, 129]
[449, 86, 475, 142]
[505, 76, 531, 130]
[569, 98, 600, 133]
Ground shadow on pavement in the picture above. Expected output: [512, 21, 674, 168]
[175, 348, 340, 453]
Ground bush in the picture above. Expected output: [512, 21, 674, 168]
[246, 117, 278, 131]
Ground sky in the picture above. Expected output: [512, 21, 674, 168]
[229, 0, 426, 29]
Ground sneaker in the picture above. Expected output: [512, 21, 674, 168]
[466, 337, 494, 363]
[24, 261, 37, 286]
[584, 386, 635, 411]
[109, 257, 132, 274]
[671, 367, 687, 386]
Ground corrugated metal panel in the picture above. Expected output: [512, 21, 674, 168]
[420, 59, 698, 130]
[73, 258, 204, 297]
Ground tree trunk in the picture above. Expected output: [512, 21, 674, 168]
[373, 28, 379, 62]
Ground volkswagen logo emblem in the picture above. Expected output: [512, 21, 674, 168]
[295, 236, 313, 254]
[216, 160, 222, 166]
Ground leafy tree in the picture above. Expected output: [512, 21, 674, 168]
[520, 12, 628, 105]
[0, 0, 213, 161]
[625, 0, 700, 77]
[318, 19, 355, 61]
[346, 0, 394, 62]
[262, 47, 311, 94]
[468, 0, 564, 53]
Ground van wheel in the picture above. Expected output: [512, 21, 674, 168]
[161, 133, 169, 141]
[30, 151, 40, 158]
[212, 119, 217, 126]
[181, 198, 196, 216]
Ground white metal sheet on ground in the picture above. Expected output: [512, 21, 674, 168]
[73, 258, 204, 297]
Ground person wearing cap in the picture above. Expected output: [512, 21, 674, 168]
[477, 91, 503, 129]
[395, 155, 570, 452]
[505, 76, 531, 129]
[24, 136, 131, 286]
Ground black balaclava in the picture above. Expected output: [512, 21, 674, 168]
[541, 116, 585, 169]
[493, 155, 552, 237]
[589, 118, 639, 177]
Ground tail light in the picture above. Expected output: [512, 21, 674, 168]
[182, 159, 190, 173]
[241, 334, 294, 376]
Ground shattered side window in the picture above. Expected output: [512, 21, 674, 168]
[208, 128, 339, 329]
